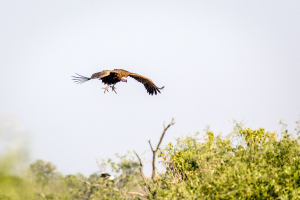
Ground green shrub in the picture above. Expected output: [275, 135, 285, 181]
[155, 128, 300, 199]
[1, 120, 300, 199]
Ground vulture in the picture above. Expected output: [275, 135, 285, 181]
[72, 69, 164, 95]
[100, 172, 114, 181]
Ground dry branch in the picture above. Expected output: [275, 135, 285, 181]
[134, 151, 152, 195]
[149, 117, 176, 180]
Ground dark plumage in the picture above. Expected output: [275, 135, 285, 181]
[100, 172, 112, 179]
[72, 69, 164, 95]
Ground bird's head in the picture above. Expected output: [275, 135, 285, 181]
[121, 77, 127, 83]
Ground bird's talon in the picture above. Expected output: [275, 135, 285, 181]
[102, 86, 109, 93]
[111, 85, 117, 94]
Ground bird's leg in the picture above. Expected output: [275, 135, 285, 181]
[110, 84, 117, 94]
[102, 85, 110, 93]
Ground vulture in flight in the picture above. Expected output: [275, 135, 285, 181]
[72, 69, 164, 95]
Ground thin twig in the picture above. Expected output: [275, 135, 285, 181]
[148, 140, 154, 152]
[134, 151, 152, 195]
[134, 151, 147, 181]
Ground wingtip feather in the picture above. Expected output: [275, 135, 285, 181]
[72, 73, 91, 84]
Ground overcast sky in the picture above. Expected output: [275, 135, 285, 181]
[0, 1, 299, 176]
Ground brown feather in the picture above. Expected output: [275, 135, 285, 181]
[128, 73, 163, 95]
[72, 69, 164, 95]
[90, 70, 120, 85]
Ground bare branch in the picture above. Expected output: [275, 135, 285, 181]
[134, 151, 147, 181]
[134, 151, 152, 196]
[112, 188, 147, 198]
[148, 140, 154, 152]
[156, 117, 176, 151]
[150, 117, 176, 180]
[151, 151, 157, 181]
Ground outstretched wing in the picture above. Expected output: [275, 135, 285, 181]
[72, 70, 118, 84]
[129, 73, 164, 95]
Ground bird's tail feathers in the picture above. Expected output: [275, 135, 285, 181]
[72, 73, 91, 84]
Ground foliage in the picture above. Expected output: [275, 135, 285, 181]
[156, 127, 300, 199]
[30, 160, 60, 185]
[1, 120, 300, 199]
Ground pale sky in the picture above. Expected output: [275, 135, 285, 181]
[0, 1, 299, 176]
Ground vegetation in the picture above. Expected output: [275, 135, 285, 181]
[1, 118, 300, 199]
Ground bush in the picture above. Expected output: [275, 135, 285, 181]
[155, 127, 300, 199]
[1, 119, 300, 199]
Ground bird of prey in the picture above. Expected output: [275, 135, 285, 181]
[100, 172, 114, 181]
[72, 69, 164, 95]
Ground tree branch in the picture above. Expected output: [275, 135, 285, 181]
[148, 140, 154, 152]
[156, 117, 176, 152]
[134, 151, 151, 195]
[134, 151, 146, 179]
[66, 178, 147, 199]
[150, 117, 176, 180]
